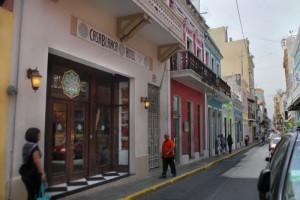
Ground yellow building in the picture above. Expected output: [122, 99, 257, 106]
[0, 2, 14, 199]
[208, 27, 255, 91]
[4, 0, 185, 199]
[273, 90, 285, 130]
[209, 26, 257, 142]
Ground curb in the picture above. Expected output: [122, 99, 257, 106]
[119, 142, 259, 200]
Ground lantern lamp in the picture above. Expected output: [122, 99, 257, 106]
[27, 68, 42, 92]
[141, 97, 150, 109]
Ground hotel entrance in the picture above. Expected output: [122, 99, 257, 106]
[45, 54, 129, 185]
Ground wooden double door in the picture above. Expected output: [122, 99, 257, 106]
[46, 100, 89, 184]
[45, 54, 130, 185]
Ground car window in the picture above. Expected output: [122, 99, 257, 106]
[283, 139, 300, 200]
[269, 136, 290, 192]
[273, 138, 281, 145]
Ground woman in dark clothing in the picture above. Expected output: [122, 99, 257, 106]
[227, 135, 233, 154]
[21, 128, 47, 200]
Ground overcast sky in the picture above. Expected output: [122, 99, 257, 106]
[195, 0, 300, 119]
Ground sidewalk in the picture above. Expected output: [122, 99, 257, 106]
[61, 143, 259, 200]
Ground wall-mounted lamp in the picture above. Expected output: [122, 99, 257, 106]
[141, 97, 150, 109]
[27, 68, 42, 92]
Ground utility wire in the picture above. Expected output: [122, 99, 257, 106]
[235, 0, 248, 51]
[254, 49, 282, 59]
[255, 65, 282, 68]
[228, 26, 280, 43]
[255, 66, 282, 70]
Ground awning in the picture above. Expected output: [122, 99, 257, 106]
[288, 97, 300, 111]
[288, 104, 300, 111]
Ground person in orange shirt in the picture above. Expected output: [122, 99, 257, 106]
[159, 134, 176, 178]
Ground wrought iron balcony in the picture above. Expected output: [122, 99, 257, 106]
[170, 50, 217, 92]
[217, 77, 231, 98]
[170, 50, 231, 100]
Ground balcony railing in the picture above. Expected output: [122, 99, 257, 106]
[217, 77, 231, 98]
[171, 51, 231, 97]
[170, 50, 217, 88]
[136, 0, 184, 45]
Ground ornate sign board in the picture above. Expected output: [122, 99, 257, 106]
[61, 70, 81, 99]
[72, 16, 150, 69]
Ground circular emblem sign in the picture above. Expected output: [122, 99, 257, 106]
[61, 70, 81, 99]
[78, 22, 88, 38]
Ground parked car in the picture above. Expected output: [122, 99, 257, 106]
[269, 137, 281, 154]
[52, 139, 84, 160]
[268, 129, 280, 140]
[257, 132, 300, 200]
[269, 133, 281, 151]
[292, 126, 300, 132]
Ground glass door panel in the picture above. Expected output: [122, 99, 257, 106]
[72, 104, 86, 172]
[117, 82, 129, 165]
[95, 106, 111, 165]
[49, 101, 88, 182]
[51, 103, 67, 175]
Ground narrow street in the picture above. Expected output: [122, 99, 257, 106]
[141, 144, 269, 200]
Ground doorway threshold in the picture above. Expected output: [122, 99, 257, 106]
[47, 171, 129, 199]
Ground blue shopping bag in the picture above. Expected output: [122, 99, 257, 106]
[36, 182, 50, 200]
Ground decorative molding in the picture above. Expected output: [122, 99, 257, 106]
[158, 43, 182, 62]
[117, 13, 152, 42]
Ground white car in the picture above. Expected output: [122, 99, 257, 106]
[268, 130, 280, 140]
[269, 137, 281, 154]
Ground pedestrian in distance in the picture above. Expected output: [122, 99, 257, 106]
[215, 138, 219, 155]
[261, 135, 265, 144]
[216, 135, 221, 155]
[227, 135, 233, 154]
[20, 127, 47, 200]
[159, 133, 176, 178]
[245, 134, 249, 146]
[220, 134, 225, 153]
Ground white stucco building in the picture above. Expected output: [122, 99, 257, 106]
[6, 0, 185, 199]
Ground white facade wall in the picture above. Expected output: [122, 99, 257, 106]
[7, 1, 170, 199]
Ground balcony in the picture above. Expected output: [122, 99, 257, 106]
[170, 50, 231, 102]
[133, 0, 184, 44]
[288, 81, 300, 110]
[170, 50, 216, 94]
[96, 0, 184, 61]
[217, 77, 231, 98]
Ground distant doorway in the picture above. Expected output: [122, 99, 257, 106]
[148, 84, 160, 169]
[173, 96, 181, 164]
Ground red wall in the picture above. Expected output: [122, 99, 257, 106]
[171, 80, 206, 155]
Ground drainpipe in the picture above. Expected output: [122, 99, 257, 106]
[6, 0, 24, 199]
[159, 62, 169, 133]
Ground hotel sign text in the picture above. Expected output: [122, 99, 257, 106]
[73, 17, 149, 68]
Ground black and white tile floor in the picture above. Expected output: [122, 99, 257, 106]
[47, 171, 129, 199]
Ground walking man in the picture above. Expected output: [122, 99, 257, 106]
[227, 135, 233, 154]
[160, 134, 176, 178]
